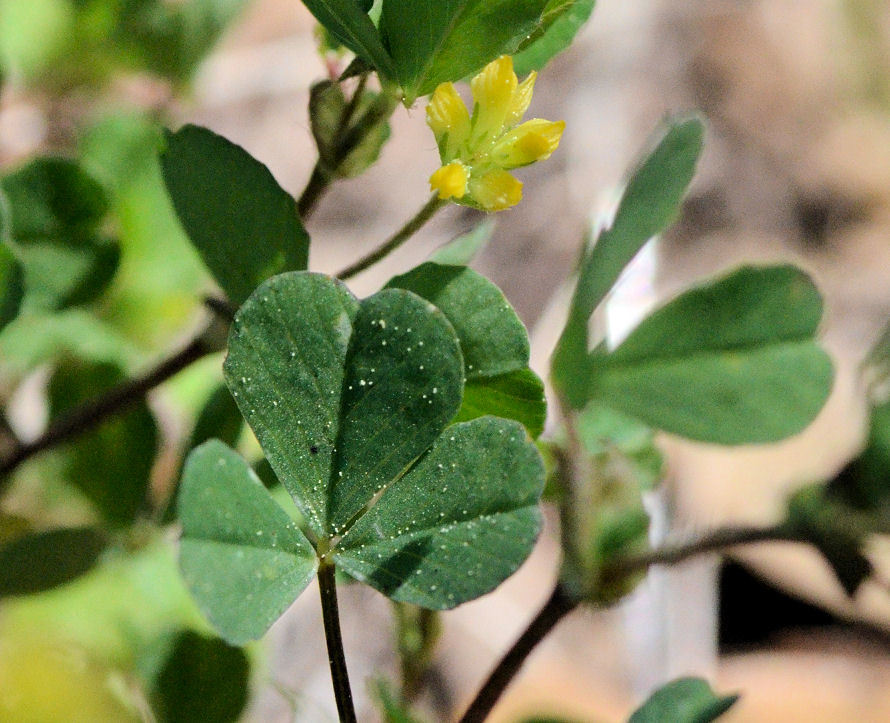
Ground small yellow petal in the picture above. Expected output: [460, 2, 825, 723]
[505, 71, 536, 128]
[491, 119, 565, 169]
[430, 161, 469, 200]
[469, 169, 523, 211]
[470, 56, 518, 141]
[426, 82, 470, 160]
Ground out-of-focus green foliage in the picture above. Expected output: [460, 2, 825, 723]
[0, 0, 248, 89]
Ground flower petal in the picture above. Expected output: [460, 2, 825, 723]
[505, 71, 537, 128]
[469, 169, 523, 211]
[430, 161, 469, 200]
[470, 56, 518, 144]
[426, 83, 471, 161]
[490, 119, 566, 169]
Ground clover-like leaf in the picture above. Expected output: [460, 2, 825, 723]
[428, 219, 494, 266]
[179, 440, 317, 644]
[588, 265, 833, 444]
[628, 677, 738, 723]
[333, 416, 542, 607]
[387, 262, 545, 436]
[161, 125, 309, 305]
[513, 0, 597, 75]
[0, 157, 109, 242]
[380, 0, 552, 102]
[553, 116, 704, 409]
[179, 271, 545, 641]
[148, 630, 250, 723]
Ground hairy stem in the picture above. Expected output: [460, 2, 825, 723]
[0, 315, 227, 485]
[459, 524, 802, 721]
[318, 562, 357, 723]
[337, 195, 446, 280]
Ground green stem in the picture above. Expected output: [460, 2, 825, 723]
[337, 195, 446, 280]
[318, 562, 357, 723]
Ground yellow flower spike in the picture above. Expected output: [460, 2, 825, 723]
[470, 55, 518, 141]
[430, 161, 469, 200]
[426, 82, 471, 159]
[425, 55, 564, 212]
[469, 170, 523, 211]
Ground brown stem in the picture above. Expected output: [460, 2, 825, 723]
[602, 523, 802, 582]
[0, 317, 226, 485]
[459, 524, 802, 721]
[458, 584, 577, 723]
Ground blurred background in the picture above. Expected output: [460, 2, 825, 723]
[3, 0, 890, 720]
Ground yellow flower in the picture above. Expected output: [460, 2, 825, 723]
[426, 55, 565, 212]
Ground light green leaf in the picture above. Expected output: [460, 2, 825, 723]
[453, 369, 546, 438]
[576, 403, 663, 490]
[386, 262, 545, 435]
[178, 440, 317, 644]
[16, 236, 120, 311]
[149, 630, 250, 723]
[49, 360, 159, 526]
[334, 416, 543, 608]
[80, 112, 207, 346]
[381, 0, 551, 101]
[0, 309, 138, 374]
[513, 0, 596, 75]
[628, 678, 738, 723]
[553, 117, 704, 408]
[0, 527, 107, 597]
[161, 125, 309, 305]
[589, 266, 833, 444]
[428, 219, 495, 266]
[301, 0, 396, 78]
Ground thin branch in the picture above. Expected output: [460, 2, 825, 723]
[0, 316, 226, 484]
[458, 524, 803, 721]
[318, 562, 357, 723]
[297, 163, 331, 219]
[337, 195, 446, 280]
[458, 584, 577, 723]
[602, 523, 802, 582]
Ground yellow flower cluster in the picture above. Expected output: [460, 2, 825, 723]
[426, 55, 565, 212]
